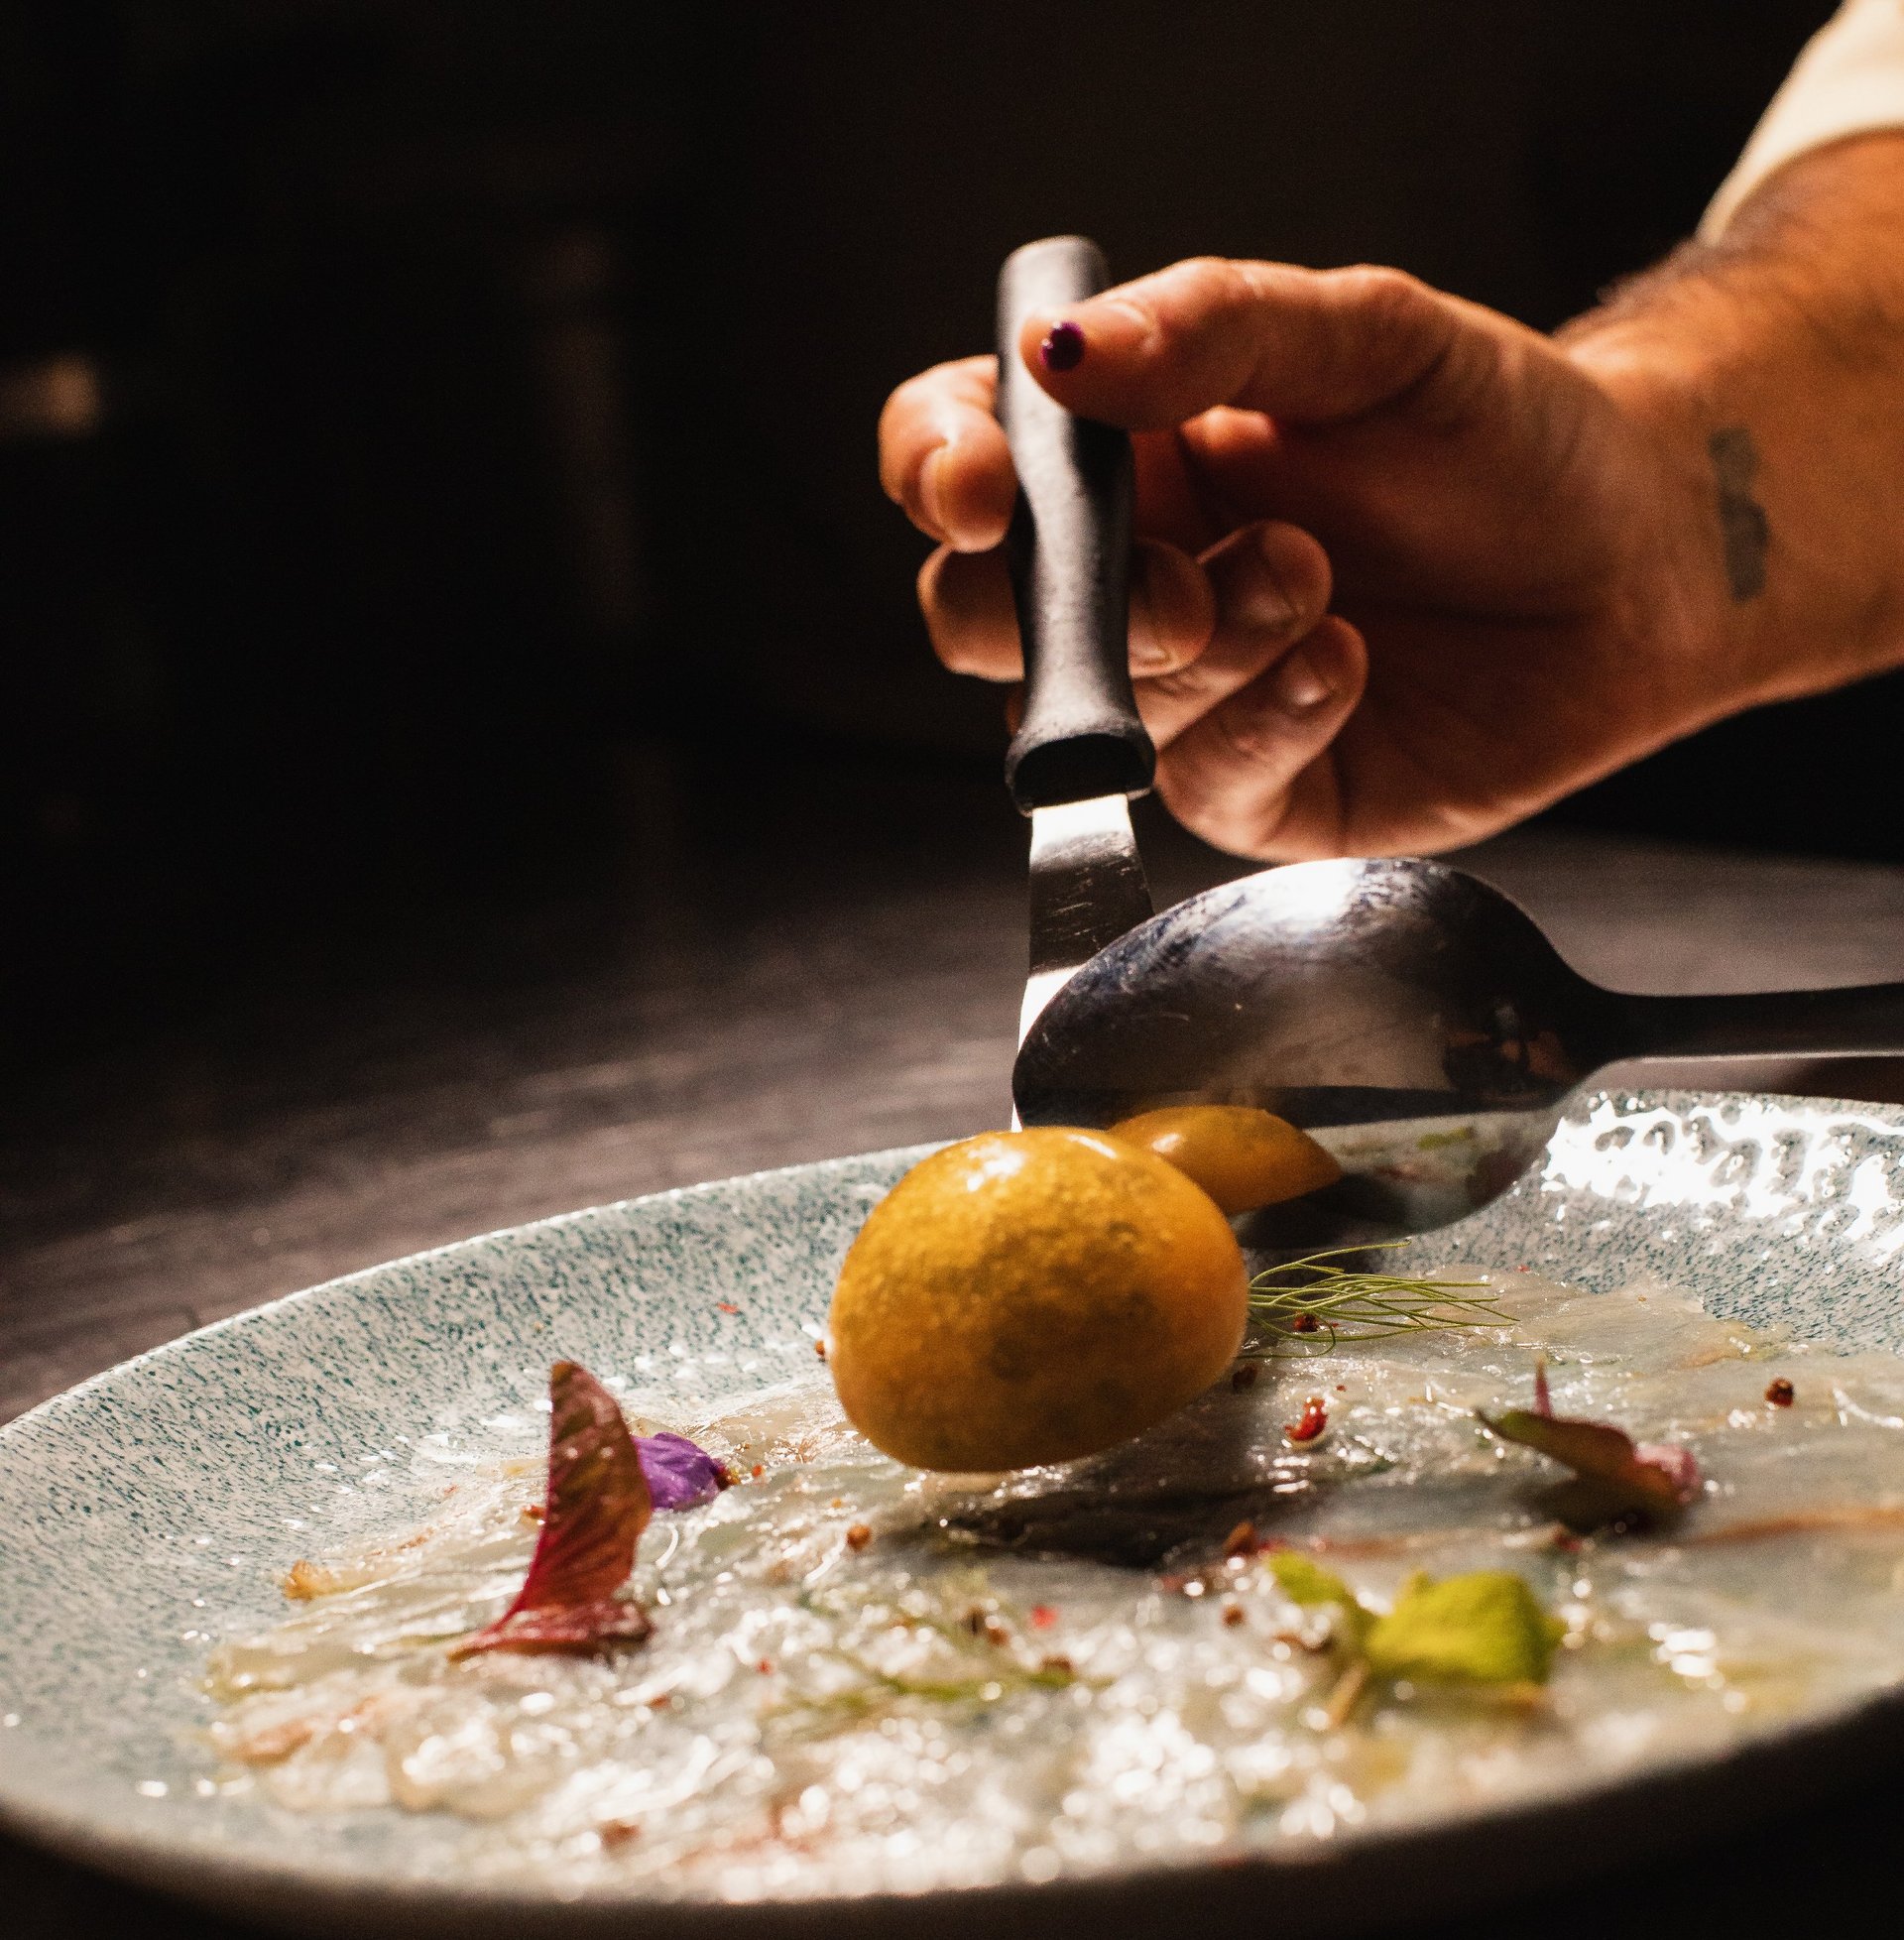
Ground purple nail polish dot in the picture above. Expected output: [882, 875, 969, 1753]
[1039, 320, 1086, 373]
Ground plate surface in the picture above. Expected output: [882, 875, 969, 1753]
[7, 1087, 1904, 1936]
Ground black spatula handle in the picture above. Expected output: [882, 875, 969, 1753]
[996, 237, 1155, 812]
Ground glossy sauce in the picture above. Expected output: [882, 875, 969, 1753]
[201, 1273, 1904, 1900]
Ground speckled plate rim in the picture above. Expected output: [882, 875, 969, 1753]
[9, 1088, 1904, 1938]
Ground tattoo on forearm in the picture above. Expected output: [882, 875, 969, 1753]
[1709, 427, 1768, 601]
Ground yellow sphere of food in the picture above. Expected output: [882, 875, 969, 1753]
[1109, 1105, 1341, 1214]
[827, 1127, 1248, 1471]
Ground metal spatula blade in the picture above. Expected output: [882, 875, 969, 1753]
[995, 237, 1156, 1056]
[1018, 791, 1151, 1044]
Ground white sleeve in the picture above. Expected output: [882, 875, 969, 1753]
[1702, 0, 1904, 237]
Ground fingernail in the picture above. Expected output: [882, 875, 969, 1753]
[920, 444, 953, 537]
[1269, 644, 1334, 713]
[1211, 525, 1297, 635]
[1236, 563, 1294, 635]
[1129, 598, 1172, 670]
[1039, 320, 1086, 372]
[1128, 557, 1174, 670]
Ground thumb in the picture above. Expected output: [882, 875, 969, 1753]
[1020, 257, 1497, 432]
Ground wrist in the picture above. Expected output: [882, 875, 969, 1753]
[1556, 316, 1788, 737]
[1565, 322, 1780, 704]
[1561, 139, 1904, 712]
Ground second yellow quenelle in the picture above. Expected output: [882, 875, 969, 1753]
[1108, 1104, 1340, 1214]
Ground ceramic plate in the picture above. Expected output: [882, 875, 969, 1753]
[7, 1087, 1904, 1938]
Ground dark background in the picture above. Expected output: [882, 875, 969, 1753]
[0, 0, 1848, 1079]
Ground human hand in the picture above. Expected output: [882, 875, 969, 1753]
[879, 255, 1759, 858]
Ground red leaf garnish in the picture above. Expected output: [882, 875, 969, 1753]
[1633, 1441, 1702, 1502]
[452, 1361, 654, 1657]
[457, 1599, 654, 1653]
[1285, 1396, 1329, 1443]
[1482, 1368, 1702, 1531]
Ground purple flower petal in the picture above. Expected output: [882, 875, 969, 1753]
[636, 1431, 730, 1511]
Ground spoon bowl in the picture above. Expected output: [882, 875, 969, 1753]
[1013, 857, 1904, 1249]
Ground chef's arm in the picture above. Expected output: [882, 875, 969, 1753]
[1564, 128, 1904, 716]
[1571, 0, 1904, 706]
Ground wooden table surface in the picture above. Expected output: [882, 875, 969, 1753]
[8, 749, 1904, 1935]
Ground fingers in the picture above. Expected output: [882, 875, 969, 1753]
[1154, 616, 1368, 860]
[1135, 523, 1333, 749]
[920, 537, 1215, 681]
[878, 356, 1016, 551]
[1016, 258, 1493, 433]
[923, 502, 1361, 862]
[923, 515, 1336, 772]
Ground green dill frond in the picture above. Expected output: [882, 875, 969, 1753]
[1246, 1244, 1510, 1356]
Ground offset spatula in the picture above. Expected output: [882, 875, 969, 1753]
[997, 237, 1157, 1047]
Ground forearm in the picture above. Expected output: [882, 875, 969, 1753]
[1562, 132, 1904, 710]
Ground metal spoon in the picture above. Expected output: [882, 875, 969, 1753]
[1013, 854, 1904, 1249]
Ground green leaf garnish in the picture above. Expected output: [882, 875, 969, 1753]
[1269, 1549, 1371, 1648]
[1364, 1570, 1565, 1686]
[1267, 1551, 1565, 1721]
[1269, 1550, 1356, 1610]
[1248, 1244, 1509, 1355]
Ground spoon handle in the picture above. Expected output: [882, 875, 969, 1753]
[996, 237, 1154, 812]
[1607, 982, 1904, 1060]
